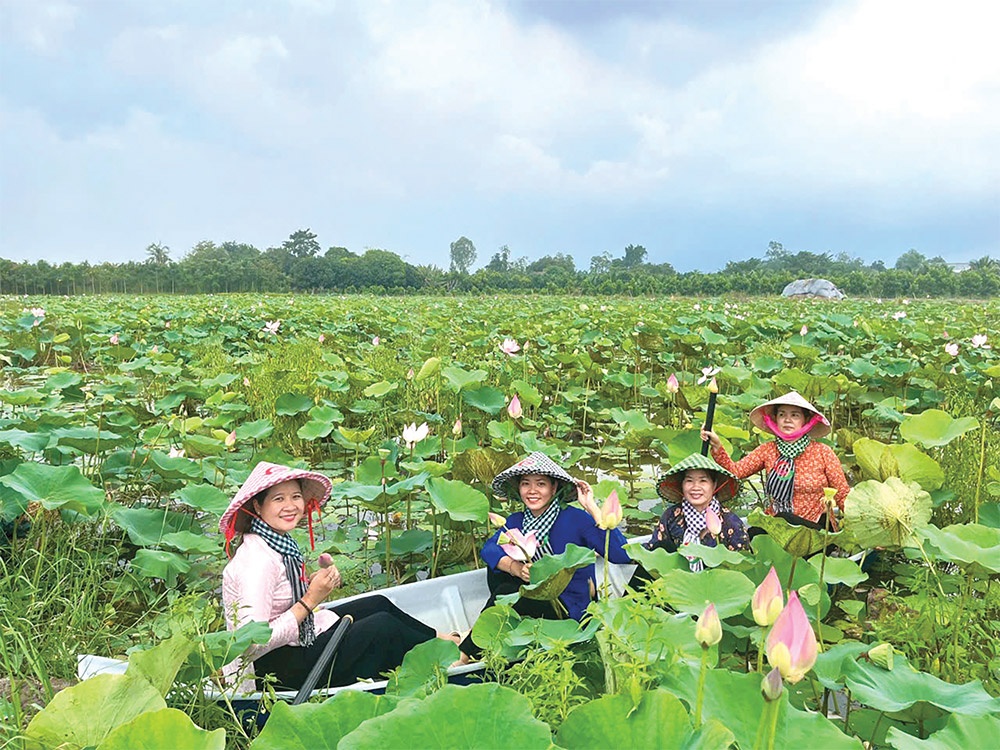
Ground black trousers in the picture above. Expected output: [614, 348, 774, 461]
[253, 594, 435, 690]
[459, 567, 565, 659]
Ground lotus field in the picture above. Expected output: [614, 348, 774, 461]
[2, 294, 999, 749]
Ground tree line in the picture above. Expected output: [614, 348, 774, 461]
[1, 231, 997, 297]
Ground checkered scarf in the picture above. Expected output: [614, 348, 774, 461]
[765, 435, 812, 515]
[250, 517, 314, 647]
[521, 501, 561, 560]
[681, 498, 722, 573]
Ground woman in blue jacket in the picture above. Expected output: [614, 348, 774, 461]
[458, 452, 629, 661]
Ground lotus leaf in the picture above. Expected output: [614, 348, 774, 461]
[174, 484, 230, 515]
[915, 523, 1000, 573]
[386, 638, 458, 698]
[885, 713, 1000, 750]
[160, 530, 219, 554]
[556, 689, 734, 749]
[441, 366, 487, 392]
[126, 634, 195, 698]
[254, 692, 401, 750]
[510, 379, 542, 407]
[234, 419, 274, 441]
[899, 409, 980, 448]
[656, 568, 755, 618]
[363, 380, 397, 398]
[506, 615, 600, 650]
[182, 433, 226, 457]
[372, 528, 433, 556]
[0, 462, 106, 516]
[415, 356, 441, 381]
[844, 478, 932, 548]
[96, 707, 225, 750]
[149, 451, 202, 481]
[297, 419, 335, 440]
[275, 393, 313, 415]
[461, 385, 506, 414]
[0, 428, 50, 453]
[979, 502, 1000, 529]
[24, 673, 166, 750]
[112, 506, 197, 546]
[807, 554, 867, 586]
[853, 438, 944, 491]
[338, 684, 552, 749]
[746, 508, 842, 557]
[130, 548, 192, 586]
[425, 477, 488, 522]
[624, 543, 691, 577]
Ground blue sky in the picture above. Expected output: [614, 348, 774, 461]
[1, 0, 997, 272]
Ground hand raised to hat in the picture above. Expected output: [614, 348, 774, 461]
[576, 480, 601, 523]
[700, 429, 722, 450]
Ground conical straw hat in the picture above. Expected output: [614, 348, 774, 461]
[656, 452, 739, 504]
[749, 391, 831, 439]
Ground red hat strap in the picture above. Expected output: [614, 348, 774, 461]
[305, 497, 322, 551]
[224, 504, 263, 558]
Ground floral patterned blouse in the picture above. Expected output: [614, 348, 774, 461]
[646, 504, 749, 553]
[711, 441, 850, 524]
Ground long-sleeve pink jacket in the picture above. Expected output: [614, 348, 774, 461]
[221, 533, 338, 691]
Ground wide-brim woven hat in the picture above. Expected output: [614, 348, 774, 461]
[219, 461, 333, 536]
[656, 453, 739, 504]
[748, 391, 831, 439]
[491, 451, 579, 503]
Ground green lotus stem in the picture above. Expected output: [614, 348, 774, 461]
[756, 631, 766, 673]
[765, 697, 781, 750]
[786, 556, 798, 593]
[843, 687, 853, 734]
[974, 423, 986, 523]
[602, 528, 611, 601]
[870, 711, 886, 744]
[816, 518, 832, 653]
[695, 646, 709, 727]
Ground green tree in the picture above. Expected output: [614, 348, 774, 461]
[894, 249, 928, 272]
[283, 229, 321, 259]
[449, 236, 477, 274]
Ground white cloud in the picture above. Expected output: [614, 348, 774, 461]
[2, 1, 79, 54]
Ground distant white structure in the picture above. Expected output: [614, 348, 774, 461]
[781, 278, 845, 300]
[947, 263, 971, 273]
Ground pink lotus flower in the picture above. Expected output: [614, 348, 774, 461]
[697, 366, 720, 385]
[402, 422, 430, 449]
[752, 566, 784, 627]
[372, 336, 380, 346]
[500, 528, 538, 561]
[225, 430, 237, 448]
[944, 342, 959, 357]
[488, 512, 507, 528]
[971, 334, 989, 349]
[695, 603, 722, 648]
[500, 338, 521, 355]
[407, 368, 415, 379]
[800, 325, 808, 336]
[243, 377, 251, 387]
[507, 394, 523, 419]
[666, 373, 679, 394]
[704, 508, 722, 537]
[263, 320, 280, 335]
[29, 307, 45, 319]
[892, 311, 906, 320]
[109, 333, 119, 345]
[452, 418, 462, 436]
[318, 333, 325, 344]
[596, 490, 623, 530]
[766, 590, 818, 683]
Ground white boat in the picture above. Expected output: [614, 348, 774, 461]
[78, 554, 640, 703]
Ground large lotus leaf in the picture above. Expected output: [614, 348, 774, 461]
[441, 366, 488, 392]
[415, 356, 441, 381]
[182, 434, 226, 457]
[853, 438, 944, 491]
[275, 392, 313, 415]
[363, 380, 397, 398]
[812, 641, 871, 691]
[556, 689, 733, 749]
[111, 506, 197, 546]
[807, 554, 867, 586]
[675, 540, 750, 569]
[338, 684, 552, 749]
[174, 484, 230, 515]
[372, 528, 433, 556]
[657, 568, 755, 618]
[518, 543, 596, 603]
[886, 713, 1000, 750]
[52, 426, 128, 454]
[234, 419, 274, 441]
[451, 447, 518, 488]
[746, 509, 842, 557]
[469, 604, 523, 660]
[125, 634, 195, 697]
[461, 385, 506, 415]
[160, 530, 219, 554]
[297, 418, 335, 440]
[148, 451, 202, 481]
[130, 548, 192, 586]
[659, 663, 861, 749]
[0, 428, 53, 453]
[979, 502, 1000, 529]
[625, 543, 691, 577]
[899, 409, 980, 449]
[425, 477, 488, 522]
[383, 471, 430, 496]
[0, 462, 106, 516]
[841, 651, 1000, 717]
[915, 523, 1000, 573]
[386, 638, 458, 699]
[44, 370, 84, 391]
[97, 707, 225, 750]
[254, 692, 401, 750]
[181, 621, 272, 680]
[24, 673, 166, 750]
[844, 478, 932, 548]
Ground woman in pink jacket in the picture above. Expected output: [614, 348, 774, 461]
[220, 461, 456, 692]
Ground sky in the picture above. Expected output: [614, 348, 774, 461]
[1, 0, 998, 273]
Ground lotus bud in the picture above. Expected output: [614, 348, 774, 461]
[488, 512, 507, 528]
[761, 667, 784, 702]
[377, 448, 392, 462]
[372, 336, 380, 346]
[597, 490, 623, 530]
[708, 376, 719, 394]
[765, 591, 818, 683]
[704, 507, 722, 537]
[318, 333, 326, 344]
[868, 642, 894, 671]
[507, 394, 523, 419]
[225, 430, 237, 448]
[407, 367, 415, 379]
[823, 486, 837, 510]
[666, 373, 679, 394]
[109, 333, 120, 345]
[452, 418, 462, 436]
[318, 553, 334, 569]
[752, 566, 784, 627]
[695, 603, 722, 648]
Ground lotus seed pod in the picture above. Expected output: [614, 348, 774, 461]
[868, 642, 894, 671]
[318, 553, 334, 569]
